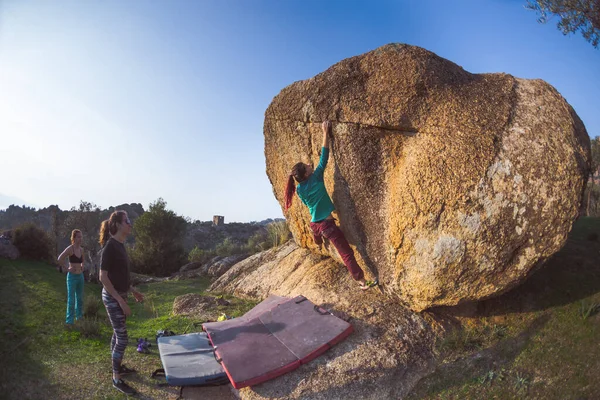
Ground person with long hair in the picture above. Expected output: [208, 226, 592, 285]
[98, 210, 144, 396]
[284, 120, 377, 290]
[57, 229, 86, 325]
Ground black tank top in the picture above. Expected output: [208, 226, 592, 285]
[69, 250, 83, 263]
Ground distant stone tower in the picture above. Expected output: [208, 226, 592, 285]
[213, 215, 225, 226]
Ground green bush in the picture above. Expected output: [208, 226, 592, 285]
[76, 317, 101, 338]
[215, 237, 243, 257]
[12, 223, 54, 261]
[266, 220, 290, 248]
[83, 295, 101, 318]
[130, 198, 187, 276]
[241, 221, 290, 255]
[244, 229, 270, 254]
[188, 246, 215, 263]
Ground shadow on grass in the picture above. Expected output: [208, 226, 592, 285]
[432, 217, 600, 318]
[0, 259, 61, 399]
[407, 314, 550, 399]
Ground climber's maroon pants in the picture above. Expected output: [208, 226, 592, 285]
[309, 219, 364, 281]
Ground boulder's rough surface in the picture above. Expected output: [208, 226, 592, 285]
[264, 43, 591, 311]
[207, 254, 249, 277]
[171, 255, 250, 281]
[179, 261, 203, 273]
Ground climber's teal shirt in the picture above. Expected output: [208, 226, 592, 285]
[296, 147, 335, 222]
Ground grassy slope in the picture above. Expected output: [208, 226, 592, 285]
[0, 261, 255, 399]
[409, 217, 600, 399]
[0, 217, 598, 399]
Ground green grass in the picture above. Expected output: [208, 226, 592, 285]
[436, 321, 509, 357]
[0, 259, 256, 399]
[2, 217, 599, 399]
[409, 217, 600, 399]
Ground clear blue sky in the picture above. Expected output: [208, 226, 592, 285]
[0, 0, 598, 222]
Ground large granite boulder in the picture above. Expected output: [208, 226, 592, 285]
[264, 43, 591, 311]
[207, 254, 249, 277]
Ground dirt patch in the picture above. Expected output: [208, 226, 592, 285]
[172, 294, 231, 319]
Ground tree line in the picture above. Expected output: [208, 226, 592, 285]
[1, 199, 289, 277]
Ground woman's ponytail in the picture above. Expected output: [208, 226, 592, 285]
[284, 162, 308, 211]
[98, 210, 127, 247]
[284, 174, 296, 211]
[98, 220, 110, 247]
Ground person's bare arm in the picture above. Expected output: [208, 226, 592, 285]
[322, 120, 331, 149]
[57, 245, 73, 268]
[129, 285, 144, 302]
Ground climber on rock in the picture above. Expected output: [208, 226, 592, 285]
[284, 120, 377, 290]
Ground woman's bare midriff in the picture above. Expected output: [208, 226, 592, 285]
[68, 263, 83, 274]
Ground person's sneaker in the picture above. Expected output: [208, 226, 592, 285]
[112, 378, 136, 396]
[118, 364, 136, 375]
[359, 279, 379, 290]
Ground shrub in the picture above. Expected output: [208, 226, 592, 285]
[215, 237, 243, 257]
[188, 246, 215, 264]
[83, 295, 101, 318]
[242, 221, 291, 255]
[244, 229, 270, 254]
[141, 299, 159, 319]
[266, 220, 290, 248]
[12, 223, 54, 261]
[130, 198, 187, 276]
[77, 317, 101, 338]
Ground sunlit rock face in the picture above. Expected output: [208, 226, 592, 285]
[264, 43, 590, 311]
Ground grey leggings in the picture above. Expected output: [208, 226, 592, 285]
[102, 288, 128, 374]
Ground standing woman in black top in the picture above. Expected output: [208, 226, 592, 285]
[57, 229, 86, 325]
[99, 210, 144, 396]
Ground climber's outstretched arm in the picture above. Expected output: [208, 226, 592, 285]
[322, 120, 331, 149]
